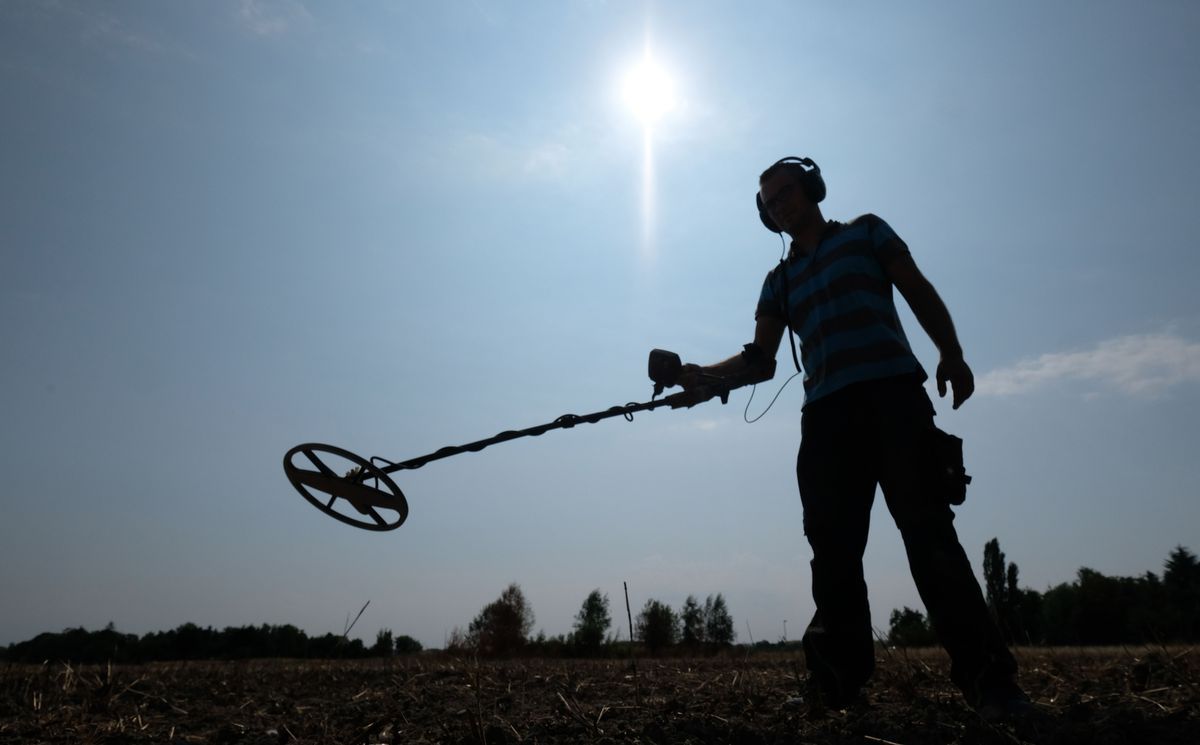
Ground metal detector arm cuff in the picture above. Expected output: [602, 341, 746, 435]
[739, 348, 777, 385]
[719, 355, 777, 389]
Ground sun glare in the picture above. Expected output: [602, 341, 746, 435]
[622, 55, 677, 127]
[620, 44, 678, 264]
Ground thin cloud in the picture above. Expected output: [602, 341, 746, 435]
[456, 133, 575, 183]
[522, 143, 570, 179]
[976, 332, 1200, 397]
[80, 13, 166, 54]
[237, 0, 312, 37]
[31, 3, 178, 57]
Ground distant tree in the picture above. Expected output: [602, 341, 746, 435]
[1011, 586, 1045, 644]
[4, 622, 415, 663]
[225, 625, 267, 659]
[467, 583, 535, 657]
[983, 538, 1009, 633]
[680, 595, 706, 647]
[445, 627, 471, 653]
[530, 631, 571, 658]
[6, 626, 141, 664]
[1130, 571, 1169, 640]
[703, 594, 736, 646]
[1077, 567, 1142, 644]
[373, 628, 394, 657]
[1038, 566, 1168, 645]
[153, 622, 216, 660]
[1005, 561, 1024, 641]
[394, 634, 423, 655]
[1164, 545, 1200, 640]
[635, 600, 679, 654]
[264, 624, 308, 658]
[887, 607, 937, 647]
[983, 537, 1037, 642]
[1165, 546, 1199, 581]
[572, 589, 611, 655]
[1040, 580, 1079, 644]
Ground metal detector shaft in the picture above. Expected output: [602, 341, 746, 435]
[374, 386, 714, 476]
[283, 353, 774, 532]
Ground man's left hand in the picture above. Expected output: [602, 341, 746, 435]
[937, 356, 975, 410]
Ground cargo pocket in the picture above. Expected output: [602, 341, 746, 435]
[930, 427, 971, 505]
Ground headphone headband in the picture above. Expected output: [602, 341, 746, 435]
[768, 156, 816, 172]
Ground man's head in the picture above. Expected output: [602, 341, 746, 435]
[756, 157, 825, 235]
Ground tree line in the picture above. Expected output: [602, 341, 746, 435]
[1, 622, 423, 664]
[0, 585, 738, 663]
[446, 585, 738, 658]
[10, 543, 1193, 662]
[888, 542, 1200, 647]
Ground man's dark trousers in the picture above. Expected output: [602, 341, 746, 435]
[796, 374, 1016, 706]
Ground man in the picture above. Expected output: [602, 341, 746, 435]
[676, 156, 1030, 719]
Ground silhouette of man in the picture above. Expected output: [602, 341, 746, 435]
[676, 156, 1030, 719]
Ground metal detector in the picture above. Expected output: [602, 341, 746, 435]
[283, 350, 773, 532]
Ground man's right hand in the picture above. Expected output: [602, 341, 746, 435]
[669, 377, 721, 408]
[936, 356, 975, 410]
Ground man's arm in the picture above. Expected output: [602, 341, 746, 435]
[883, 253, 975, 409]
[677, 315, 787, 389]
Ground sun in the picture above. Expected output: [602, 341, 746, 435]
[621, 54, 677, 127]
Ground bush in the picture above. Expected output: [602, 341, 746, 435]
[887, 607, 937, 647]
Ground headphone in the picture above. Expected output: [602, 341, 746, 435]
[755, 156, 826, 233]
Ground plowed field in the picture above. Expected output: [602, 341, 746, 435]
[2, 647, 1196, 744]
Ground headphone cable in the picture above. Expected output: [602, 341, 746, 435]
[740, 232, 804, 423]
[743, 370, 801, 423]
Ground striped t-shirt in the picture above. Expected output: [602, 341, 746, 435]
[755, 214, 926, 406]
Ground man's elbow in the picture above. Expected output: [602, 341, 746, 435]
[750, 357, 777, 383]
[740, 343, 777, 384]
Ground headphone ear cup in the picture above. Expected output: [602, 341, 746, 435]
[802, 167, 826, 204]
[756, 192, 781, 233]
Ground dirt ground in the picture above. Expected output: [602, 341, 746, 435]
[2, 646, 1196, 744]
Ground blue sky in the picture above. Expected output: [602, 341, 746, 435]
[2, 1, 1198, 650]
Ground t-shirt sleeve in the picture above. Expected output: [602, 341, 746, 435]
[755, 268, 784, 322]
[865, 214, 910, 265]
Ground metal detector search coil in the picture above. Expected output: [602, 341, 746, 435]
[283, 350, 774, 531]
